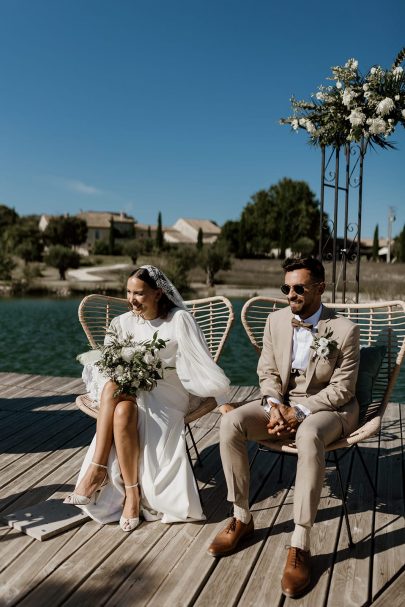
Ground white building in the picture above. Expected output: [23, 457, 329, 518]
[164, 218, 221, 245]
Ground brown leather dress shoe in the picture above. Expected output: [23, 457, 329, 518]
[281, 547, 311, 597]
[207, 517, 254, 557]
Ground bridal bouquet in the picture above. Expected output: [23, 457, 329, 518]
[77, 329, 171, 397]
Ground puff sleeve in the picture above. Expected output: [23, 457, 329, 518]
[174, 310, 230, 403]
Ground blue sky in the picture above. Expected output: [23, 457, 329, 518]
[1, 0, 404, 239]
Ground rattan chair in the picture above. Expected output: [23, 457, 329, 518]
[241, 296, 405, 545]
[75, 294, 234, 465]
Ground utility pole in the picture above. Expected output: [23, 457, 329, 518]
[387, 206, 396, 263]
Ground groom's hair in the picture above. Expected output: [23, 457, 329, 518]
[282, 257, 325, 282]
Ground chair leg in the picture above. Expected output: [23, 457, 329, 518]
[186, 423, 203, 466]
[249, 445, 261, 470]
[332, 451, 354, 548]
[353, 444, 377, 495]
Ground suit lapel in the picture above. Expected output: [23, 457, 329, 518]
[305, 307, 333, 388]
[281, 313, 294, 393]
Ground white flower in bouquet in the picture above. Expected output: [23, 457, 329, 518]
[368, 118, 387, 135]
[143, 351, 155, 365]
[311, 328, 337, 360]
[376, 97, 395, 116]
[121, 346, 136, 362]
[342, 88, 357, 107]
[317, 346, 330, 358]
[280, 47, 405, 149]
[348, 108, 366, 126]
[77, 329, 172, 398]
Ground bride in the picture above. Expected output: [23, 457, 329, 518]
[64, 265, 230, 531]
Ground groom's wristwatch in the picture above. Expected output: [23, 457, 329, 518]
[294, 407, 306, 423]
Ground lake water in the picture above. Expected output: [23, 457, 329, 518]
[0, 297, 404, 402]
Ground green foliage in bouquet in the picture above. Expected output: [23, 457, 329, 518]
[94, 329, 171, 398]
[281, 48, 405, 149]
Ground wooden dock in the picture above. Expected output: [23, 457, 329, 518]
[0, 371, 404, 607]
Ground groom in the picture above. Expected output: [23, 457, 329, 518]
[208, 257, 360, 598]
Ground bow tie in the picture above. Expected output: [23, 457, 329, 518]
[291, 317, 313, 331]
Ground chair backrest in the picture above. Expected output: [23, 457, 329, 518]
[241, 297, 405, 420]
[78, 294, 234, 362]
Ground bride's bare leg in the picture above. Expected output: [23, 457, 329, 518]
[74, 381, 122, 497]
[113, 400, 140, 520]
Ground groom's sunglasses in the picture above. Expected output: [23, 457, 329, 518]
[280, 282, 321, 295]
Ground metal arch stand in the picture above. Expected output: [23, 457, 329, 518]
[318, 140, 367, 303]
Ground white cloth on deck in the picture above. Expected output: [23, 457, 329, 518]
[77, 307, 230, 524]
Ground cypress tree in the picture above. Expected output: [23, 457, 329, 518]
[372, 224, 379, 262]
[156, 212, 164, 251]
[109, 216, 115, 255]
[196, 227, 203, 251]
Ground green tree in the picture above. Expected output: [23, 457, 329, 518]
[237, 215, 247, 259]
[123, 240, 143, 265]
[241, 178, 324, 258]
[0, 251, 16, 280]
[156, 212, 164, 251]
[109, 216, 115, 255]
[164, 246, 197, 295]
[44, 216, 88, 247]
[196, 227, 204, 251]
[291, 236, 315, 257]
[218, 220, 240, 256]
[393, 224, 405, 262]
[6, 219, 44, 263]
[44, 245, 80, 280]
[15, 240, 44, 264]
[372, 224, 379, 262]
[200, 241, 231, 287]
[0, 204, 18, 234]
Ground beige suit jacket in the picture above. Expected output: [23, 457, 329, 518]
[257, 305, 360, 436]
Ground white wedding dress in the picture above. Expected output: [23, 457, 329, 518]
[77, 307, 230, 524]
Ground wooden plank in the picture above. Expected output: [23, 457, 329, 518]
[19, 441, 228, 606]
[0, 523, 100, 606]
[0, 445, 95, 572]
[4, 499, 90, 541]
[17, 422, 228, 606]
[0, 410, 93, 472]
[0, 375, 402, 607]
[0, 424, 95, 514]
[327, 437, 378, 607]
[372, 403, 405, 599]
[371, 568, 405, 607]
[126, 446, 279, 607]
[63, 421, 238, 606]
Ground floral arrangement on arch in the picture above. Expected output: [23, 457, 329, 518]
[280, 48, 405, 149]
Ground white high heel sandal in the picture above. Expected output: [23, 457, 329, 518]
[63, 462, 108, 506]
[120, 482, 141, 532]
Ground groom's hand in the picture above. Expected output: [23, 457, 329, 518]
[267, 404, 300, 437]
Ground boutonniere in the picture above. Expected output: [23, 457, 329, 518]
[311, 328, 338, 360]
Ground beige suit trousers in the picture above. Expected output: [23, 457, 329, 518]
[220, 400, 343, 527]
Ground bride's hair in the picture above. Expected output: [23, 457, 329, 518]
[129, 267, 175, 318]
